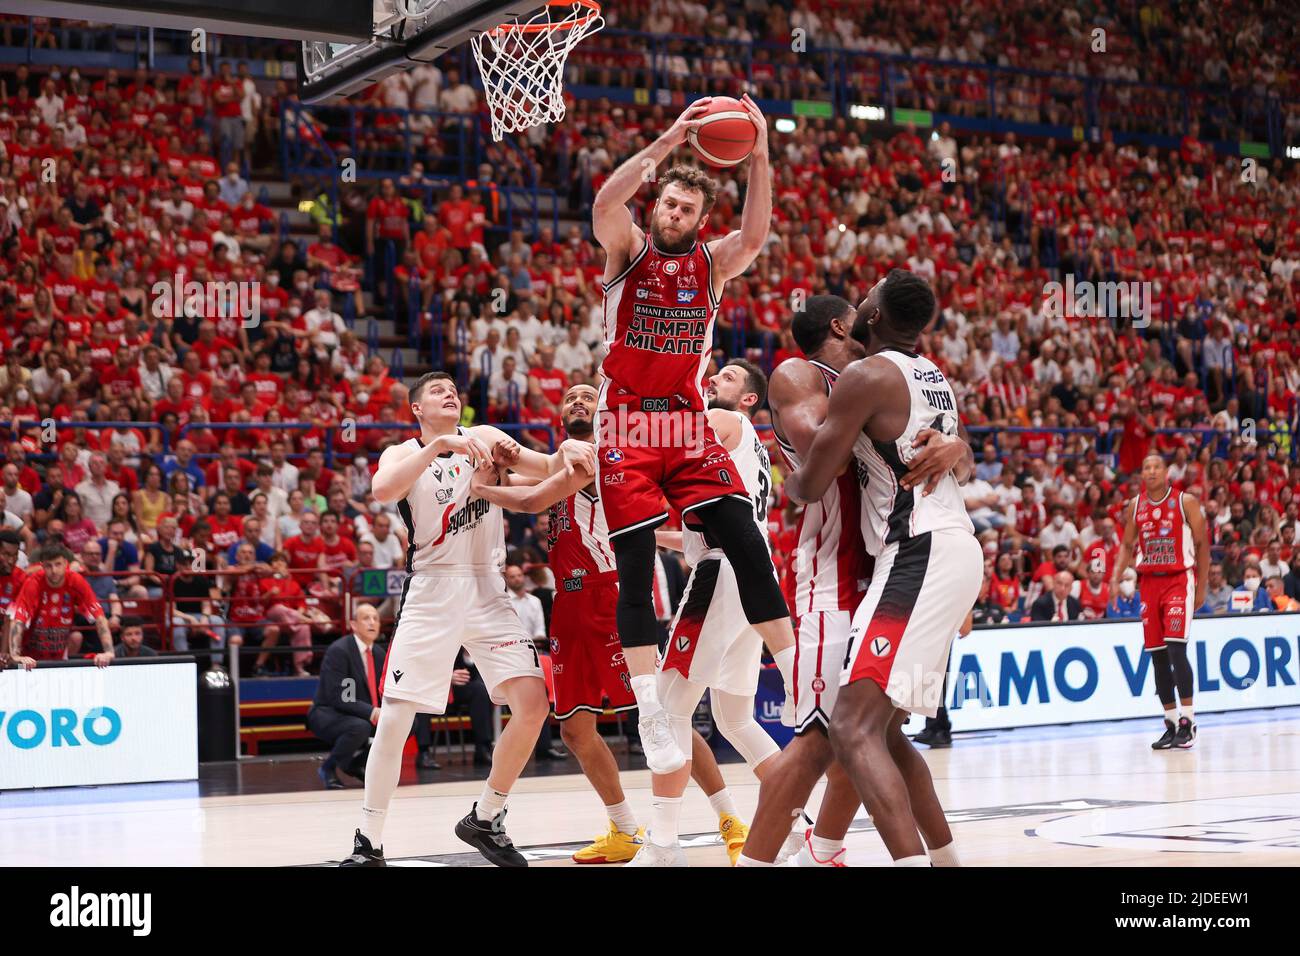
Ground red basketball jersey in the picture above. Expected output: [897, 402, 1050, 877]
[600, 238, 719, 408]
[547, 485, 618, 585]
[1134, 488, 1195, 575]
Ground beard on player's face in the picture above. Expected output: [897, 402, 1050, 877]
[706, 393, 738, 412]
[564, 416, 594, 438]
[650, 211, 701, 255]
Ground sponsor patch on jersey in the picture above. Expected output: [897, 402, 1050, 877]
[636, 287, 651, 299]
[662, 260, 680, 275]
[602, 472, 625, 485]
[870, 636, 892, 657]
[603, 448, 624, 464]
[676, 289, 697, 303]
[678, 273, 697, 288]
[435, 487, 455, 503]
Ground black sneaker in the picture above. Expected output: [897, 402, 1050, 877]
[455, 804, 528, 867]
[1173, 717, 1197, 749]
[339, 829, 385, 867]
[914, 727, 952, 748]
[1151, 719, 1177, 750]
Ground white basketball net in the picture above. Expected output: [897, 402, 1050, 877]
[471, 0, 604, 141]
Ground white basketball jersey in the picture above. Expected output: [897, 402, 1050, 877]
[684, 412, 771, 566]
[396, 429, 505, 573]
[852, 349, 974, 554]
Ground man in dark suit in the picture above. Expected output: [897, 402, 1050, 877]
[1030, 570, 1083, 622]
[309, 603, 387, 789]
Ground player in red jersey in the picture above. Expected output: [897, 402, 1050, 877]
[0, 529, 27, 666]
[8, 542, 113, 669]
[471, 384, 757, 864]
[593, 96, 798, 775]
[1112, 454, 1209, 750]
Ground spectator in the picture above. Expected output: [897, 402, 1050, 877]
[1264, 577, 1300, 613]
[114, 617, 157, 658]
[75, 452, 121, 529]
[1030, 571, 1082, 622]
[1229, 565, 1272, 613]
[1202, 563, 1234, 614]
[361, 513, 404, 569]
[962, 474, 1006, 534]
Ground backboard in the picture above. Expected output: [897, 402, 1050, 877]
[297, 0, 540, 104]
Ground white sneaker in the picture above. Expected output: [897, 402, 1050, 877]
[624, 840, 687, 867]
[774, 825, 807, 866]
[638, 711, 686, 774]
[791, 840, 846, 867]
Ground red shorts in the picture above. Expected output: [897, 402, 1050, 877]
[548, 573, 637, 720]
[596, 383, 751, 537]
[1138, 570, 1194, 651]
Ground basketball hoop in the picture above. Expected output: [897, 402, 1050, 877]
[471, 0, 604, 141]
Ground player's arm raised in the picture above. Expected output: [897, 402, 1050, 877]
[785, 360, 880, 504]
[1109, 497, 1139, 595]
[592, 99, 713, 261]
[470, 462, 589, 515]
[705, 95, 771, 281]
[1183, 493, 1210, 610]
[371, 433, 492, 505]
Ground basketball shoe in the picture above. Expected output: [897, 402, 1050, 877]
[455, 804, 528, 867]
[1173, 717, 1197, 749]
[339, 829, 386, 867]
[1151, 718, 1177, 750]
[783, 830, 847, 867]
[774, 812, 813, 865]
[638, 711, 686, 774]
[572, 823, 646, 864]
[624, 839, 687, 867]
[718, 812, 749, 865]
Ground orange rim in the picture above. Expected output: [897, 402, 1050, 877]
[486, 0, 601, 36]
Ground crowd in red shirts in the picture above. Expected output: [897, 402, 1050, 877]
[2, 1, 1300, 674]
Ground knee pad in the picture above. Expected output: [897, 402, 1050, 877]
[692, 498, 788, 625]
[659, 669, 704, 755]
[612, 526, 659, 648]
[1166, 641, 1194, 698]
[711, 690, 779, 771]
[1150, 648, 1176, 706]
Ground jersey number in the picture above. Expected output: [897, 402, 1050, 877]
[754, 471, 770, 522]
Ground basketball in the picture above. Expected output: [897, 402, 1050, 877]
[686, 96, 759, 167]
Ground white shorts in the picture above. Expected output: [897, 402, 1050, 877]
[660, 557, 764, 697]
[382, 574, 544, 712]
[793, 609, 853, 735]
[843, 530, 982, 718]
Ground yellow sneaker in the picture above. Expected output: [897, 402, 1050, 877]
[572, 822, 645, 864]
[718, 813, 749, 866]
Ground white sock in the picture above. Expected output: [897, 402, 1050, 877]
[773, 646, 795, 693]
[631, 675, 663, 716]
[1163, 706, 1178, 723]
[894, 854, 931, 867]
[929, 841, 961, 867]
[736, 853, 772, 867]
[476, 784, 509, 822]
[648, 795, 682, 847]
[809, 834, 844, 860]
[358, 806, 386, 846]
[707, 787, 738, 818]
[1182, 705, 1194, 721]
[605, 800, 639, 835]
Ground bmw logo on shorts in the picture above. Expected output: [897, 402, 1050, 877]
[603, 448, 624, 464]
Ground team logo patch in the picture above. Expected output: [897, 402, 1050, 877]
[870, 636, 892, 657]
[1153, 507, 1162, 519]
[662, 260, 680, 275]
[603, 448, 624, 464]
[675, 633, 691, 652]
[550, 637, 559, 655]
[676, 289, 697, 303]
[811, 676, 826, 693]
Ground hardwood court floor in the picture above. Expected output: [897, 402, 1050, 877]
[2, 707, 1298, 867]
